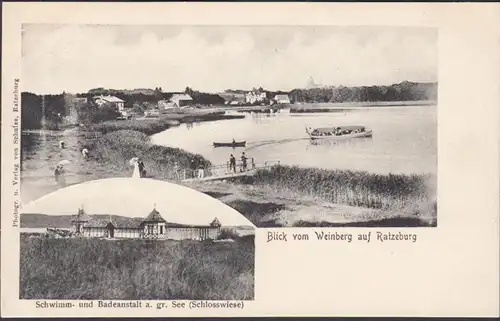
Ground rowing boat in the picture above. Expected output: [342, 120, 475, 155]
[306, 126, 372, 140]
[213, 141, 246, 148]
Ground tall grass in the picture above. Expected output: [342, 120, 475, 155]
[237, 165, 435, 212]
[20, 236, 254, 300]
[86, 130, 211, 180]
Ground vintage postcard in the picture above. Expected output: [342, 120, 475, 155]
[2, 2, 499, 318]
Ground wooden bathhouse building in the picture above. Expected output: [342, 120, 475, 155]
[71, 207, 222, 240]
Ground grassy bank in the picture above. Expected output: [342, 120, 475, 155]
[20, 236, 254, 300]
[91, 112, 244, 135]
[84, 130, 211, 180]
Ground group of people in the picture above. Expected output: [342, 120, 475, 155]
[54, 164, 66, 187]
[189, 160, 206, 179]
[228, 152, 254, 173]
[310, 127, 365, 137]
[58, 140, 89, 159]
[131, 158, 147, 178]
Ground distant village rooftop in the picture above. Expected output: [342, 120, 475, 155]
[93, 95, 125, 103]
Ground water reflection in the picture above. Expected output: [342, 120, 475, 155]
[308, 137, 373, 147]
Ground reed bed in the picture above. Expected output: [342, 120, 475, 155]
[238, 165, 435, 212]
[20, 236, 254, 300]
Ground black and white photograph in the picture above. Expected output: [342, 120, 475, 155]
[19, 24, 436, 299]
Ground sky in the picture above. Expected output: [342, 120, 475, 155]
[22, 24, 437, 94]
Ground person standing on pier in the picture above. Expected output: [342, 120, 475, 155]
[173, 161, 180, 180]
[241, 152, 248, 172]
[229, 154, 236, 173]
[197, 163, 205, 178]
[190, 159, 197, 178]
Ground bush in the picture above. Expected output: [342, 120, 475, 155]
[77, 102, 122, 124]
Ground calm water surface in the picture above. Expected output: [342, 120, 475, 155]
[151, 106, 437, 175]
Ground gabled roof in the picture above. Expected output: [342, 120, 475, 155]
[84, 217, 112, 228]
[275, 94, 290, 100]
[210, 217, 221, 227]
[142, 208, 166, 223]
[170, 94, 193, 101]
[93, 95, 125, 103]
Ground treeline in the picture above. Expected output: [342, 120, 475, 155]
[184, 87, 225, 105]
[289, 81, 437, 103]
[21, 92, 122, 129]
[21, 87, 225, 129]
[21, 81, 437, 129]
[21, 92, 67, 129]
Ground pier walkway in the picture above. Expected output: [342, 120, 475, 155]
[180, 160, 280, 183]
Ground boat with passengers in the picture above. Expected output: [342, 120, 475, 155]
[306, 125, 372, 140]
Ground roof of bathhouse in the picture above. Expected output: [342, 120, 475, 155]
[210, 217, 221, 227]
[142, 208, 167, 223]
[80, 215, 143, 228]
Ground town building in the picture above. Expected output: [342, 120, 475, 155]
[93, 95, 126, 112]
[245, 89, 267, 104]
[71, 207, 222, 240]
[72, 97, 88, 104]
[274, 94, 291, 104]
[170, 94, 193, 108]
[158, 99, 176, 109]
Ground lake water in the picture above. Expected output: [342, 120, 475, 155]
[151, 106, 437, 175]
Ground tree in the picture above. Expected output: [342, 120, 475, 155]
[77, 102, 121, 125]
[132, 103, 146, 115]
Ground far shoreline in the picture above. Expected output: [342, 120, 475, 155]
[21, 99, 437, 136]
